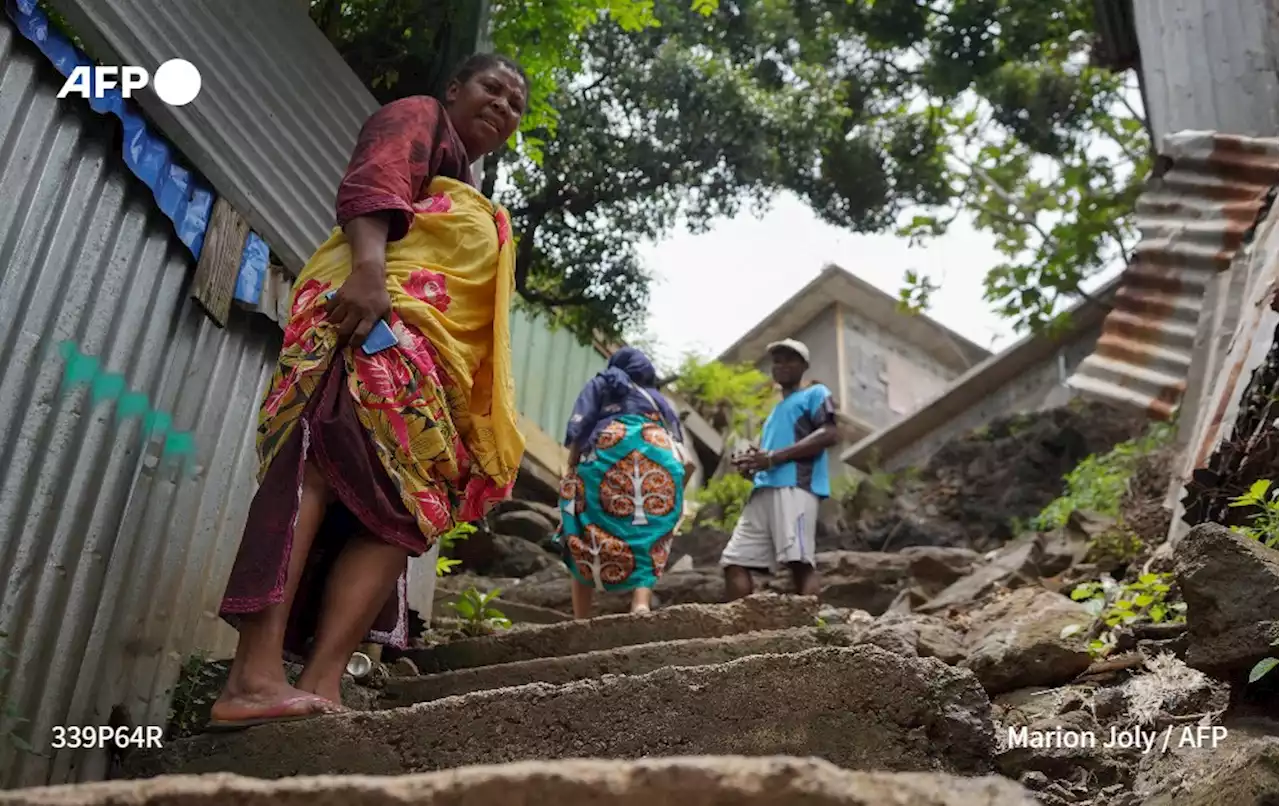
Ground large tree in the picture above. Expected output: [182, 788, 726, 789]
[315, 0, 1147, 342]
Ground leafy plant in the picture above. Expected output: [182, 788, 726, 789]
[691, 473, 754, 532]
[0, 632, 35, 755]
[1064, 572, 1186, 657]
[435, 522, 477, 577]
[671, 356, 774, 437]
[449, 587, 513, 636]
[1033, 421, 1174, 531]
[832, 468, 888, 501]
[1085, 529, 1145, 567]
[166, 652, 226, 740]
[1249, 638, 1278, 684]
[1229, 479, 1278, 548]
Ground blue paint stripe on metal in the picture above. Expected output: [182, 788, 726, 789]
[6, 0, 212, 259]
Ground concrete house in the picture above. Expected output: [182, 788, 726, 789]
[718, 264, 990, 481]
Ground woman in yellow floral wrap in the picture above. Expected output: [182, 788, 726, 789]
[211, 54, 528, 728]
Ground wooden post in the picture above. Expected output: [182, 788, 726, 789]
[190, 198, 249, 327]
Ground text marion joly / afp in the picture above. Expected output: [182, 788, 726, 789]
[1006, 724, 1229, 754]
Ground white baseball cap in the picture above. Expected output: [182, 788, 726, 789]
[766, 338, 810, 364]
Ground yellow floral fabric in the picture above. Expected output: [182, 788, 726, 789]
[256, 176, 525, 540]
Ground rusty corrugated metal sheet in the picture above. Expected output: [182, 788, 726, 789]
[1066, 131, 1279, 418]
[1170, 197, 1279, 538]
[0, 20, 278, 786]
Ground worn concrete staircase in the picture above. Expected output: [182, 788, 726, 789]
[4, 596, 1039, 805]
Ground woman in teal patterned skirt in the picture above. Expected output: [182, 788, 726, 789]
[559, 348, 687, 618]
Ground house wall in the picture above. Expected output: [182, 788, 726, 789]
[0, 22, 280, 786]
[880, 321, 1103, 471]
[840, 305, 957, 431]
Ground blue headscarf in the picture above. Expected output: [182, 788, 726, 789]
[564, 347, 683, 451]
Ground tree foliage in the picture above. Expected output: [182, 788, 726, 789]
[503, 0, 1148, 340]
[670, 355, 775, 437]
[314, 0, 1148, 342]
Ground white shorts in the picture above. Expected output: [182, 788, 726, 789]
[719, 487, 820, 573]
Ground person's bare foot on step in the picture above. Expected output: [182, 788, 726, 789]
[210, 676, 339, 725]
[296, 679, 347, 710]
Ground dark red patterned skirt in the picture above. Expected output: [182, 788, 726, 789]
[219, 359, 426, 656]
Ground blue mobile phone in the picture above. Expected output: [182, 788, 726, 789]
[360, 319, 398, 355]
[321, 290, 398, 355]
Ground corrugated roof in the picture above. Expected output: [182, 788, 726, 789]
[1066, 131, 1279, 418]
[45, 0, 379, 274]
[0, 20, 278, 785]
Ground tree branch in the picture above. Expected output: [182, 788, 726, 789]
[954, 157, 1109, 310]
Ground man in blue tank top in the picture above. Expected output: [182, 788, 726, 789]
[720, 339, 839, 599]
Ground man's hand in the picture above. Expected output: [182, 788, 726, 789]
[326, 266, 391, 347]
[736, 449, 774, 474]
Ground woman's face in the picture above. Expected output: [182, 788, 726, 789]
[445, 64, 526, 160]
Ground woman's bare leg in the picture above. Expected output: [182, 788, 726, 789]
[571, 578, 595, 619]
[212, 462, 337, 721]
[630, 587, 653, 613]
[295, 534, 409, 703]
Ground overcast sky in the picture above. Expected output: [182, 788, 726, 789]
[635, 191, 1020, 372]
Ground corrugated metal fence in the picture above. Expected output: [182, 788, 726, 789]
[0, 20, 279, 786]
[510, 306, 608, 442]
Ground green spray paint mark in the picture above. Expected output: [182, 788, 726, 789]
[56, 340, 199, 472]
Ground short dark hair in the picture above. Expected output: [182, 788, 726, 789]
[449, 53, 529, 97]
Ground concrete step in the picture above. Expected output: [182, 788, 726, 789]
[4, 756, 1038, 805]
[403, 594, 817, 673]
[125, 645, 995, 780]
[380, 626, 834, 706]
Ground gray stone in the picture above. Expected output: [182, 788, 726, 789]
[866, 613, 968, 664]
[920, 537, 1045, 615]
[491, 509, 558, 545]
[1174, 522, 1280, 681]
[1133, 717, 1279, 805]
[486, 533, 558, 578]
[960, 588, 1093, 695]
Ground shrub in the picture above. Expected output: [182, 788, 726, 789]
[1033, 421, 1175, 531]
[671, 355, 774, 436]
[691, 473, 754, 532]
[1063, 572, 1186, 657]
[449, 587, 512, 636]
[1229, 479, 1278, 548]
[436, 522, 477, 577]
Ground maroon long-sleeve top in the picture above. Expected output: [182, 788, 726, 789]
[334, 96, 475, 241]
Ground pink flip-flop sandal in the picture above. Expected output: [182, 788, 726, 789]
[204, 695, 341, 733]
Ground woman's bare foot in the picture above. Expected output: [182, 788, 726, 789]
[209, 675, 339, 725]
[295, 676, 346, 709]
[630, 587, 653, 614]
